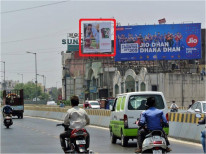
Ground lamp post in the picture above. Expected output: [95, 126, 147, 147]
[17, 73, 23, 83]
[26, 51, 38, 102]
[0, 61, 5, 90]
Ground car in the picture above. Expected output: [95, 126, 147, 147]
[47, 101, 57, 106]
[187, 101, 206, 113]
[84, 100, 100, 109]
[109, 91, 169, 147]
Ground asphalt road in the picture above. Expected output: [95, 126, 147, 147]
[1, 116, 203, 154]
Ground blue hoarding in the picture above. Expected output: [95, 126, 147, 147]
[115, 23, 201, 61]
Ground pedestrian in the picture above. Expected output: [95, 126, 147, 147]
[188, 100, 195, 109]
[198, 116, 206, 154]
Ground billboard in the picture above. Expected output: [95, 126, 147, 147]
[83, 22, 111, 53]
[62, 33, 83, 52]
[115, 23, 201, 61]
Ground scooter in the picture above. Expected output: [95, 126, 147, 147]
[135, 119, 168, 154]
[56, 123, 93, 154]
[4, 114, 13, 128]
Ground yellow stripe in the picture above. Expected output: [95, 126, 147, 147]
[191, 114, 195, 123]
[179, 113, 182, 122]
[170, 113, 174, 122]
[174, 113, 178, 122]
[183, 113, 187, 123]
[187, 114, 190, 123]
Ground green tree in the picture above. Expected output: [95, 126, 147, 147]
[14, 82, 43, 100]
[49, 87, 58, 101]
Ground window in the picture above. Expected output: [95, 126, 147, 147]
[128, 95, 165, 110]
[121, 96, 126, 110]
[136, 81, 139, 91]
[116, 97, 122, 111]
[196, 102, 202, 111]
[152, 85, 158, 91]
[121, 82, 124, 93]
[140, 82, 146, 91]
[202, 103, 206, 113]
[191, 103, 198, 110]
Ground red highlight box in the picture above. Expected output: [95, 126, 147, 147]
[79, 18, 116, 57]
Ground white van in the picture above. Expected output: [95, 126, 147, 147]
[109, 91, 169, 147]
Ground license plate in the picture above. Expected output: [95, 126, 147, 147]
[76, 140, 86, 145]
[153, 150, 162, 154]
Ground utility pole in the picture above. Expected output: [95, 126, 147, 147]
[26, 51, 38, 102]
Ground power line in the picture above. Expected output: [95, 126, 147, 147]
[1, 1, 68, 14]
[2, 47, 64, 54]
[1, 31, 67, 44]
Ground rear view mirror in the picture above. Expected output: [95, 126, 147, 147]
[195, 114, 201, 118]
[194, 109, 200, 113]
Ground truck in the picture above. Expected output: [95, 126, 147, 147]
[3, 89, 24, 119]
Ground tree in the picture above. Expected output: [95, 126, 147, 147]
[49, 87, 58, 101]
[14, 82, 43, 100]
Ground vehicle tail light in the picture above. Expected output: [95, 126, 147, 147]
[154, 147, 160, 150]
[153, 141, 163, 144]
[70, 133, 77, 138]
[124, 114, 128, 128]
[79, 145, 84, 147]
[166, 113, 169, 121]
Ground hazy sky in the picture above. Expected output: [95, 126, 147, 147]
[1, 0, 205, 88]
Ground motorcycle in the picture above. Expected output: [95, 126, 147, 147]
[56, 123, 92, 154]
[4, 114, 13, 128]
[170, 108, 178, 112]
[135, 118, 168, 154]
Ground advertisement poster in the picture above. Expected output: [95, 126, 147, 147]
[115, 23, 201, 61]
[83, 22, 111, 53]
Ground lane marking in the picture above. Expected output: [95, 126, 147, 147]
[168, 137, 201, 147]
[24, 116, 202, 146]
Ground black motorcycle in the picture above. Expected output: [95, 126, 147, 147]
[4, 114, 13, 128]
[56, 123, 92, 154]
[170, 108, 178, 112]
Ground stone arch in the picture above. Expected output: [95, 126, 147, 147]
[125, 75, 135, 92]
[113, 71, 122, 96]
[87, 68, 94, 80]
[115, 84, 120, 95]
[124, 69, 136, 81]
[140, 82, 146, 91]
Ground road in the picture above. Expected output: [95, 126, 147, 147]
[1, 116, 203, 153]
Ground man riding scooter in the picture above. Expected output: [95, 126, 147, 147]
[2, 102, 13, 118]
[135, 97, 171, 153]
[59, 96, 90, 153]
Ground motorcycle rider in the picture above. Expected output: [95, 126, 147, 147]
[198, 116, 206, 154]
[2, 102, 13, 118]
[135, 97, 171, 153]
[170, 101, 179, 112]
[59, 96, 90, 153]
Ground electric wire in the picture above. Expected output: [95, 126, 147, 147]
[1, 1, 68, 14]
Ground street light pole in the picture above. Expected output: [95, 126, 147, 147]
[26, 51, 38, 102]
[0, 61, 5, 90]
[17, 73, 23, 83]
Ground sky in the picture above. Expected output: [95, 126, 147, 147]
[1, 0, 205, 88]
